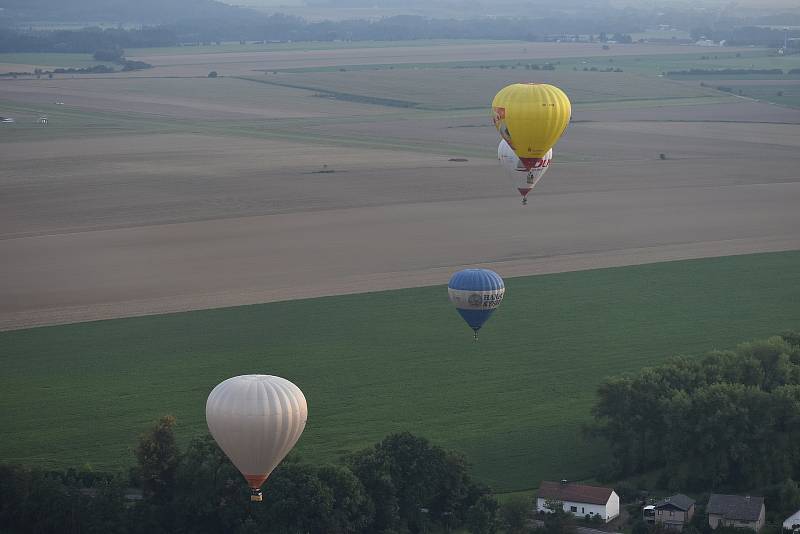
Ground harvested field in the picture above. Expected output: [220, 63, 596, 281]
[301, 107, 800, 161]
[2, 117, 800, 330]
[1, 42, 798, 332]
[573, 99, 800, 122]
[0, 76, 390, 119]
[263, 68, 720, 109]
[124, 42, 755, 77]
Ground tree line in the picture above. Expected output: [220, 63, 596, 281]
[0, 418, 506, 534]
[2, 16, 799, 55]
[0, 27, 176, 54]
[590, 332, 800, 491]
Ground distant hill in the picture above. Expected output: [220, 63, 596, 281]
[0, 0, 256, 25]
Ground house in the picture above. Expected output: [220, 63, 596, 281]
[708, 494, 765, 532]
[536, 480, 620, 522]
[783, 509, 800, 532]
[644, 494, 696, 530]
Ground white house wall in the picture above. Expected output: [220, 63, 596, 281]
[537, 493, 620, 522]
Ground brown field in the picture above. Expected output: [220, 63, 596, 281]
[1, 42, 799, 330]
[0, 76, 390, 119]
[123, 41, 754, 77]
[269, 68, 720, 108]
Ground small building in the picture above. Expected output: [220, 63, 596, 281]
[536, 480, 620, 522]
[783, 509, 800, 532]
[645, 494, 696, 530]
[708, 494, 765, 532]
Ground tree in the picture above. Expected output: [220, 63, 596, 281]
[171, 436, 248, 534]
[208, 71, 218, 78]
[592, 335, 800, 489]
[315, 465, 374, 533]
[255, 462, 335, 534]
[135, 415, 179, 502]
[780, 479, 800, 517]
[498, 496, 532, 534]
[348, 447, 399, 532]
[348, 432, 485, 532]
[632, 520, 650, 534]
[466, 494, 499, 534]
[542, 505, 577, 534]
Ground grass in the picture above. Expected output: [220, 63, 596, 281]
[1, 251, 799, 491]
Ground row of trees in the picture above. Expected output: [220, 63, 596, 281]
[1, 418, 514, 534]
[0, 27, 176, 53]
[3, 17, 798, 54]
[590, 332, 800, 490]
[0, 18, 645, 54]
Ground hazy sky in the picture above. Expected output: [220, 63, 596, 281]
[228, 0, 800, 8]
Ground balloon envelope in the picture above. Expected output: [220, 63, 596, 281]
[491, 83, 571, 168]
[497, 139, 552, 198]
[206, 375, 307, 500]
[448, 269, 505, 335]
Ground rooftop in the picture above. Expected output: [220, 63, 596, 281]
[655, 494, 696, 511]
[708, 494, 764, 522]
[537, 481, 614, 506]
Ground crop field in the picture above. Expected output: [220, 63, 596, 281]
[258, 68, 721, 110]
[1, 251, 799, 491]
[723, 81, 800, 108]
[120, 42, 758, 77]
[561, 50, 800, 76]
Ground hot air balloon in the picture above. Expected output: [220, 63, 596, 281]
[206, 374, 307, 502]
[491, 83, 571, 170]
[448, 268, 505, 340]
[498, 139, 552, 205]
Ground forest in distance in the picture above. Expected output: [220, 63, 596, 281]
[2, 0, 800, 53]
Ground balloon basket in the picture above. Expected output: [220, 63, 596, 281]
[250, 489, 263, 502]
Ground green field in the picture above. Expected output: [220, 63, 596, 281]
[715, 82, 800, 109]
[2, 251, 799, 491]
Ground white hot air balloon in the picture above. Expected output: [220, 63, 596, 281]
[497, 139, 552, 204]
[206, 375, 308, 502]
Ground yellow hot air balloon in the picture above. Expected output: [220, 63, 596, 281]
[491, 83, 571, 170]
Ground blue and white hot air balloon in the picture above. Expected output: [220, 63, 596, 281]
[447, 268, 505, 340]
